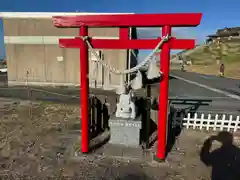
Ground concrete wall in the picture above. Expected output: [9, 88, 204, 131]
[3, 17, 137, 88]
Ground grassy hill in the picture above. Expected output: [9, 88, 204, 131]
[180, 38, 240, 79]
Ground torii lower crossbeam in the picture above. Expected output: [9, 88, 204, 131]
[52, 13, 202, 161]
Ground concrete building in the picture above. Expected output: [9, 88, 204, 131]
[0, 12, 138, 88]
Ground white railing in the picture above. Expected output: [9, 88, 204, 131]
[174, 113, 240, 132]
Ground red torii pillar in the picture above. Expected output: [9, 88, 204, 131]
[52, 13, 202, 161]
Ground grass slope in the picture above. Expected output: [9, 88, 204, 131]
[182, 40, 240, 79]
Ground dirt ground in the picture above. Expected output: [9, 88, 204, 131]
[0, 97, 239, 180]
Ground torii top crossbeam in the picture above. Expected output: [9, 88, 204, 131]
[52, 13, 202, 161]
[53, 13, 201, 50]
[53, 13, 202, 27]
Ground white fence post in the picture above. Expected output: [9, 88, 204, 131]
[227, 115, 233, 132]
[206, 114, 211, 131]
[199, 114, 204, 130]
[220, 114, 226, 131]
[234, 116, 240, 132]
[213, 114, 218, 131]
[186, 113, 191, 129]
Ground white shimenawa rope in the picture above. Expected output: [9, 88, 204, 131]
[81, 34, 170, 75]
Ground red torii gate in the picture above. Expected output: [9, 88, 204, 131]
[52, 13, 202, 161]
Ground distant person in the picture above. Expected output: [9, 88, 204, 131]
[181, 63, 185, 72]
[179, 55, 185, 72]
[200, 131, 240, 180]
[219, 63, 225, 77]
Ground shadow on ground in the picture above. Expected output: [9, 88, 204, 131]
[135, 97, 157, 149]
[200, 131, 240, 180]
[166, 98, 212, 155]
[87, 96, 111, 152]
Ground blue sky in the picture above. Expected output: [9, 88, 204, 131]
[0, 0, 240, 60]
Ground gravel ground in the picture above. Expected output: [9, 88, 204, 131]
[0, 96, 239, 180]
